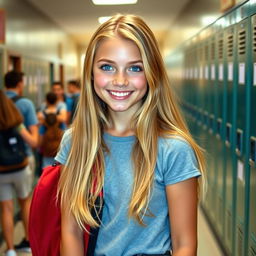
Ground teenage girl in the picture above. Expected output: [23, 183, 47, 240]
[0, 90, 37, 256]
[56, 14, 205, 256]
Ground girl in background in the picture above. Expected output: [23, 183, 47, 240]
[0, 90, 37, 256]
[56, 14, 205, 256]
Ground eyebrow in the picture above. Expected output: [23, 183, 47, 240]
[96, 58, 143, 64]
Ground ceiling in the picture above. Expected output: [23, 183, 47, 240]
[26, 0, 191, 48]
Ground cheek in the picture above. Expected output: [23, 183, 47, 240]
[131, 76, 147, 90]
[93, 70, 110, 89]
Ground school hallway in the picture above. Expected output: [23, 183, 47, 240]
[0, 207, 224, 256]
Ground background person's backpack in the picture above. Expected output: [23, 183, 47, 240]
[0, 127, 28, 172]
[41, 110, 63, 157]
[0, 96, 28, 172]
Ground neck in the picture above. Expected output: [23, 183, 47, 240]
[107, 111, 135, 137]
[6, 88, 20, 95]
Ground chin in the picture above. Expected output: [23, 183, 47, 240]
[110, 105, 129, 112]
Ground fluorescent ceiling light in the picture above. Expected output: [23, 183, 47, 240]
[92, 0, 137, 5]
[201, 15, 219, 26]
[98, 16, 112, 24]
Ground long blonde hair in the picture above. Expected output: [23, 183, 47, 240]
[58, 14, 205, 229]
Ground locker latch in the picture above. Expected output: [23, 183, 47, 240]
[250, 137, 256, 166]
[225, 123, 232, 147]
[235, 129, 243, 156]
[216, 118, 222, 139]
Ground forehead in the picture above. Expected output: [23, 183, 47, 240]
[94, 37, 142, 61]
[52, 84, 63, 90]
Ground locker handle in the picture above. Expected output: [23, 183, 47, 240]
[209, 115, 214, 134]
[235, 129, 243, 156]
[203, 111, 208, 130]
[216, 119, 222, 139]
[225, 123, 231, 147]
[217, 119, 222, 133]
[249, 137, 256, 166]
[204, 111, 209, 126]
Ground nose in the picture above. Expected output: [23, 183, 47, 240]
[113, 72, 128, 87]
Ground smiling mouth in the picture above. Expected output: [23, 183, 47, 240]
[108, 90, 133, 97]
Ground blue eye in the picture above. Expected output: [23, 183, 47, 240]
[129, 65, 143, 72]
[100, 64, 114, 71]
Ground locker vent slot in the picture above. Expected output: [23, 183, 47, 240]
[238, 29, 246, 55]
[218, 38, 224, 59]
[211, 42, 215, 60]
[227, 34, 234, 57]
[250, 245, 256, 256]
[253, 25, 256, 52]
[237, 226, 243, 256]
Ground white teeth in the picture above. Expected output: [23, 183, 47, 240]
[110, 91, 130, 97]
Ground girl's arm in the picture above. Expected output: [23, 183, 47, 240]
[60, 203, 84, 256]
[57, 108, 67, 123]
[37, 111, 45, 125]
[166, 177, 198, 256]
[18, 123, 38, 148]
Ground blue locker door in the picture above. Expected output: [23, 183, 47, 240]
[215, 31, 226, 239]
[249, 13, 256, 256]
[235, 17, 251, 256]
[223, 21, 236, 255]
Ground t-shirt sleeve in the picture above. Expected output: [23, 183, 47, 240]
[55, 129, 72, 165]
[17, 99, 38, 127]
[57, 101, 67, 111]
[163, 139, 201, 185]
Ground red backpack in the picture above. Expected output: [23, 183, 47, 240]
[29, 163, 102, 256]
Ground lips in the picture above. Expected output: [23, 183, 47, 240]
[107, 90, 133, 100]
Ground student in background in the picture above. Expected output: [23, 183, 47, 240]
[51, 82, 67, 124]
[40, 82, 67, 125]
[4, 70, 38, 253]
[66, 80, 81, 124]
[38, 92, 64, 168]
[0, 90, 37, 256]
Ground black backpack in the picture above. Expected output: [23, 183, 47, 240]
[0, 96, 28, 173]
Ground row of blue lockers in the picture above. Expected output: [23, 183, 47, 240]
[166, 0, 256, 255]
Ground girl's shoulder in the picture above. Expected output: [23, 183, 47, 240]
[57, 101, 67, 110]
[61, 128, 73, 144]
[158, 135, 192, 153]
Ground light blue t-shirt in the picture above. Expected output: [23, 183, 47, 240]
[55, 130, 201, 256]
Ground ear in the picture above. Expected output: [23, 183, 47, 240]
[17, 81, 24, 91]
